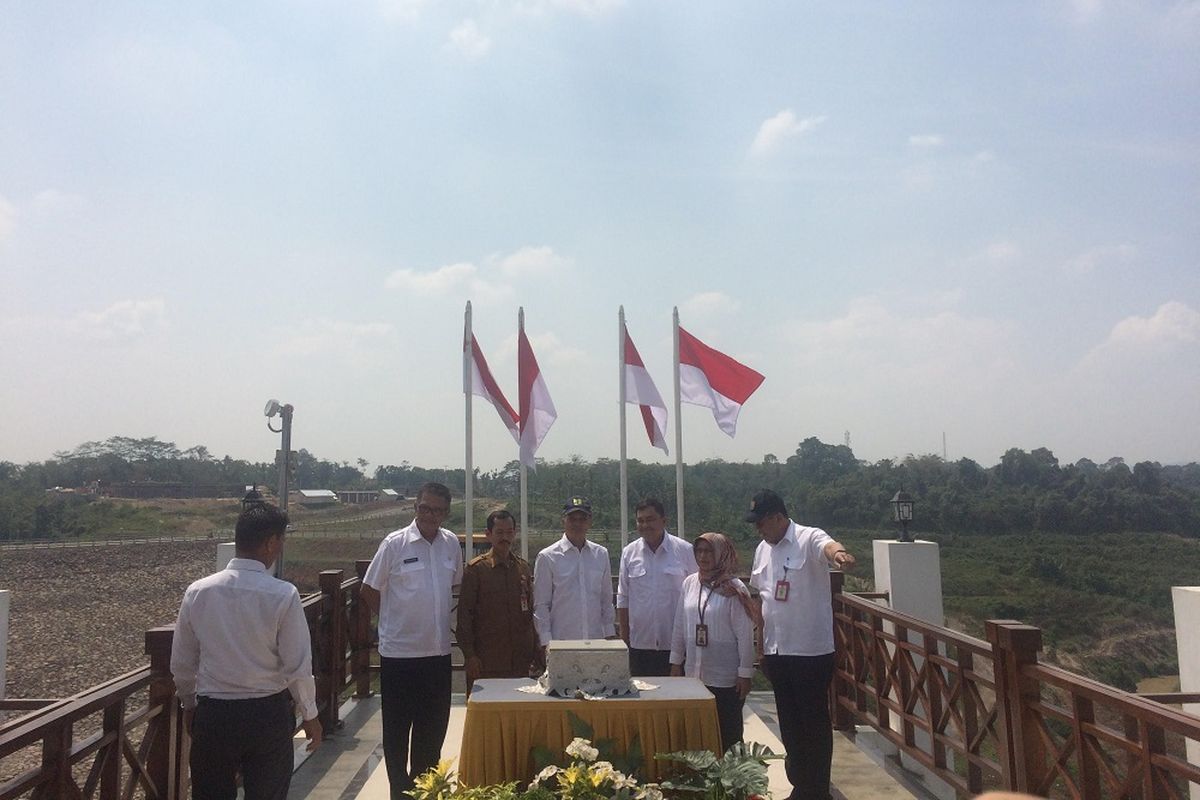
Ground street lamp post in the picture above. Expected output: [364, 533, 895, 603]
[265, 399, 294, 577]
[891, 488, 915, 543]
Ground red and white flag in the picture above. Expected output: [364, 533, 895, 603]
[677, 326, 765, 437]
[518, 325, 557, 468]
[623, 325, 668, 454]
[464, 334, 520, 442]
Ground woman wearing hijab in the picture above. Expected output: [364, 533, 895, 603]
[669, 532, 758, 753]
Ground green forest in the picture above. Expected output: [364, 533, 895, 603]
[3, 435, 1199, 689]
[5, 434, 1199, 540]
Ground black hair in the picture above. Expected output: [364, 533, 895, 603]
[486, 509, 515, 531]
[634, 498, 665, 517]
[417, 482, 452, 506]
[235, 503, 289, 550]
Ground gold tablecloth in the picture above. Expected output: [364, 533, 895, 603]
[458, 677, 721, 786]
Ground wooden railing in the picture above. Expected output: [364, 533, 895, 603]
[0, 562, 375, 800]
[830, 573, 1200, 799]
[6, 565, 1200, 799]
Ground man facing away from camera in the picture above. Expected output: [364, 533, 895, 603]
[171, 500, 321, 800]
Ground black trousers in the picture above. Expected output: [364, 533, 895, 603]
[189, 690, 294, 800]
[762, 653, 835, 800]
[707, 684, 745, 754]
[380, 654, 452, 800]
[628, 648, 672, 677]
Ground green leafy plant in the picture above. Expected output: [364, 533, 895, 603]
[531, 711, 644, 779]
[656, 742, 780, 800]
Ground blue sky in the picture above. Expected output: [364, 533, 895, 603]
[1, 0, 1197, 472]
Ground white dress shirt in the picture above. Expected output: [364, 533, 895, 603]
[171, 558, 318, 720]
[750, 520, 835, 656]
[533, 535, 615, 645]
[364, 520, 464, 658]
[669, 574, 756, 688]
[616, 532, 698, 650]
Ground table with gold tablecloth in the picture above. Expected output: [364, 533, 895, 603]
[458, 677, 721, 786]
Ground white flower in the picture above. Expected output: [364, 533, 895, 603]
[532, 764, 560, 785]
[564, 737, 600, 762]
[638, 787, 665, 800]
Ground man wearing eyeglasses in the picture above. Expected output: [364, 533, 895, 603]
[362, 482, 463, 799]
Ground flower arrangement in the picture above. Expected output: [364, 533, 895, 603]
[405, 728, 778, 800]
[530, 738, 660, 800]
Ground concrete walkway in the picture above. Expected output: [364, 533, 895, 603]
[290, 693, 923, 800]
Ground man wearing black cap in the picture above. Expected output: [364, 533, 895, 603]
[746, 489, 856, 800]
[532, 496, 616, 649]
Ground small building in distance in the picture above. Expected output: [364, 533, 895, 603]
[380, 489, 404, 501]
[293, 489, 339, 508]
[338, 490, 379, 504]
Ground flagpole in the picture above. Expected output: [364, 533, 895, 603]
[518, 307, 529, 562]
[673, 307, 684, 539]
[463, 302, 475, 562]
[618, 307, 629, 549]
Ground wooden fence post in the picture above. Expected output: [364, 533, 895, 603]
[318, 569, 345, 733]
[145, 626, 186, 800]
[354, 560, 374, 698]
[986, 619, 1045, 794]
[829, 571, 853, 730]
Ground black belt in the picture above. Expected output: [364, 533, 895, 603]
[197, 689, 291, 705]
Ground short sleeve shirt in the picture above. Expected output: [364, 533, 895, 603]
[364, 520, 464, 658]
[750, 520, 835, 656]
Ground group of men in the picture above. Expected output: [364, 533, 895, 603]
[170, 482, 855, 800]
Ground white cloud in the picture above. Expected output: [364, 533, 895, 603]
[446, 19, 491, 60]
[0, 193, 14, 243]
[680, 291, 741, 317]
[488, 245, 571, 278]
[385, 262, 477, 293]
[908, 134, 944, 148]
[384, 260, 515, 304]
[515, 0, 624, 17]
[377, 0, 427, 23]
[1105, 301, 1200, 348]
[276, 319, 394, 357]
[524, 331, 586, 366]
[32, 189, 86, 217]
[1062, 243, 1137, 275]
[964, 240, 1021, 267]
[68, 298, 169, 341]
[749, 110, 827, 158]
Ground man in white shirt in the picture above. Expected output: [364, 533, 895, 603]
[747, 489, 856, 800]
[171, 499, 321, 800]
[362, 482, 464, 799]
[617, 498, 697, 676]
[533, 496, 615, 647]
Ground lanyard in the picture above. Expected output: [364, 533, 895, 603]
[697, 580, 715, 626]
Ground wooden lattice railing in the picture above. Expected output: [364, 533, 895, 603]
[6, 564, 1200, 799]
[0, 565, 373, 800]
[831, 574, 1200, 799]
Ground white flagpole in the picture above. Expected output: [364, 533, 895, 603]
[673, 307, 685, 539]
[618, 306, 629, 550]
[463, 302, 474, 562]
[519, 307, 529, 562]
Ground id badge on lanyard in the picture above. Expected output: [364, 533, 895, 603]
[775, 559, 791, 602]
[696, 583, 713, 646]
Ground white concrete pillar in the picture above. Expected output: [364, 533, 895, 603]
[1171, 587, 1200, 800]
[873, 540, 945, 627]
[874, 539, 952, 799]
[216, 542, 237, 572]
[0, 589, 10, 701]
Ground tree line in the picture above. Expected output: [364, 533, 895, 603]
[2, 435, 1198, 542]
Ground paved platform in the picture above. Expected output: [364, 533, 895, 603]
[289, 693, 922, 800]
